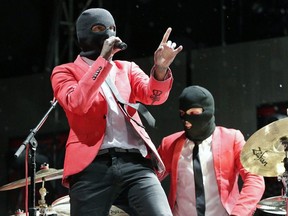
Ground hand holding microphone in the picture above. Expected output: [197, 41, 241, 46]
[101, 36, 127, 60]
[114, 41, 127, 50]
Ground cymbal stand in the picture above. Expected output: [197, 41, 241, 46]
[278, 138, 288, 215]
[13, 100, 58, 216]
[38, 179, 48, 216]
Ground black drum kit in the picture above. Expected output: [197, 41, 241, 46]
[241, 117, 288, 215]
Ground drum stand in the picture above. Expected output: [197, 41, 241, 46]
[38, 179, 49, 215]
[278, 138, 288, 215]
[14, 100, 58, 216]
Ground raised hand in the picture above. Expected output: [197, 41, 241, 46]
[154, 27, 183, 74]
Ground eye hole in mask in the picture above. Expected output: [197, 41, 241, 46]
[91, 24, 116, 33]
[179, 108, 203, 118]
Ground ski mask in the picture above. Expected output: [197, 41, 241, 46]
[76, 8, 116, 59]
[179, 86, 216, 142]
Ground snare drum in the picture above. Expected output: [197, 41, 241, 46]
[51, 195, 69, 216]
[51, 195, 129, 216]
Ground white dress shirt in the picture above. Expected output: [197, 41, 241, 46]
[84, 57, 148, 156]
[173, 136, 228, 216]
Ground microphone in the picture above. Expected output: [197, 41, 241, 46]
[114, 42, 127, 50]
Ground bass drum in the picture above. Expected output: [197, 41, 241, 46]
[51, 195, 129, 216]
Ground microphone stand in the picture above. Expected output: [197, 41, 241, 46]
[14, 100, 58, 216]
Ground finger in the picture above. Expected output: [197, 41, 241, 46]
[171, 42, 177, 49]
[160, 27, 172, 44]
[111, 36, 122, 46]
[174, 45, 183, 54]
[113, 36, 121, 42]
[167, 40, 172, 47]
[104, 36, 117, 47]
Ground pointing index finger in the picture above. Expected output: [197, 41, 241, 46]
[160, 27, 172, 44]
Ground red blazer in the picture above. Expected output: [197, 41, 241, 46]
[158, 127, 265, 216]
[51, 55, 173, 187]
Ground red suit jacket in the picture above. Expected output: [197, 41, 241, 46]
[51, 55, 173, 187]
[158, 127, 265, 216]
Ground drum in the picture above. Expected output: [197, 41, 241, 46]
[51, 195, 69, 216]
[109, 205, 129, 216]
[51, 195, 129, 216]
[257, 196, 286, 215]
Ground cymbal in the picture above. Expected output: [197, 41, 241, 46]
[257, 196, 286, 215]
[0, 168, 63, 191]
[241, 117, 288, 177]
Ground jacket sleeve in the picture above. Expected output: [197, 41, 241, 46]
[157, 136, 172, 181]
[231, 130, 265, 216]
[128, 62, 173, 105]
[51, 56, 111, 115]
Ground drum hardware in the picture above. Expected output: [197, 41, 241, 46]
[278, 137, 288, 199]
[240, 118, 288, 215]
[3, 100, 58, 215]
[0, 165, 63, 191]
[13, 209, 25, 215]
[240, 118, 288, 177]
[5, 163, 62, 216]
[256, 196, 286, 215]
[11, 208, 57, 216]
[38, 177, 49, 216]
[9, 165, 60, 215]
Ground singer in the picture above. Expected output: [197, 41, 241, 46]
[50, 8, 182, 216]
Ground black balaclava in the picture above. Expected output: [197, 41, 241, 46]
[76, 8, 116, 60]
[179, 85, 216, 142]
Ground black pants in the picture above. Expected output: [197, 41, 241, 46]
[69, 150, 172, 216]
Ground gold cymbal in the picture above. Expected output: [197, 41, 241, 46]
[241, 118, 288, 177]
[0, 168, 63, 191]
[257, 196, 286, 215]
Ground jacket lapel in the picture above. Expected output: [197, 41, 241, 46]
[74, 55, 105, 97]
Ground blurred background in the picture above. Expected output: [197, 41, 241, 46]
[1, 0, 288, 215]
